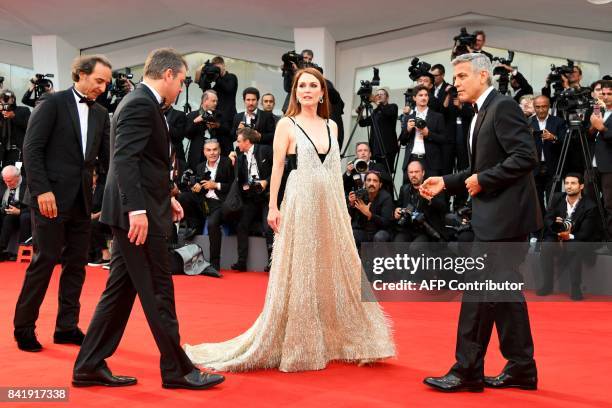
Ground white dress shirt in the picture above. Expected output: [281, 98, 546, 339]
[245, 109, 258, 126]
[72, 88, 89, 156]
[537, 115, 549, 161]
[411, 107, 428, 155]
[469, 86, 495, 154]
[245, 145, 260, 179]
[205, 158, 222, 200]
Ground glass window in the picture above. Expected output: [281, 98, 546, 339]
[0, 62, 35, 108]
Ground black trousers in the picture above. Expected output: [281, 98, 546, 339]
[449, 235, 536, 381]
[0, 210, 31, 251]
[539, 238, 583, 294]
[177, 191, 205, 232]
[352, 228, 391, 251]
[204, 198, 223, 267]
[14, 204, 90, 333]
[89, 218, 110, 258]
[236, 197, 273, 265]
[74, 228, 194, 380]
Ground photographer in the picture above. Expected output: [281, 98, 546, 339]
[393, 161, 447, 244]
[348, 171, 393, 251]
[177, 139, 233, 271]
[186, 90, 230, 168]
[357, 88, 398, 173]
[196, 56, 238, 132]
[543, 64, 590, 103]
[21, 75, 54, 108]
[588, 79, 612, 239]
[231, 87, 277, 146]
[343, 142, 390, 195]
[0, 90, 30, 166]
[232, 127, 274, 272]
[538, 173, 602, 300]
[530, 95, 567, 212]
[399, 85, 446, 179]
[495, 65, 534, 103]
[0, 165, 30, 260]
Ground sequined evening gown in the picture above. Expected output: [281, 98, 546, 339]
[184, 118, 395, 372]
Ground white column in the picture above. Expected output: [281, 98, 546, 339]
[293, 28, 336, 83]
[31, 35, 79, 91]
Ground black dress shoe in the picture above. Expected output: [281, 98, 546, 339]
[484, 372, 537, 390]
[14, 329, 42, 352]
[230, 262, 247, 272]
[202, 266, 222, 278]
[423, 373, 484, 392]
[73, 366, 137, 387]
[54, 328, 85, 345]
[162, 369, 225, 390]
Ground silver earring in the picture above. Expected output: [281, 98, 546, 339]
[319, 96, 324, 104]
[297, 98, 301, 104]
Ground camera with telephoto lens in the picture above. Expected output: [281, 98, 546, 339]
[492, 51, 515, 95]
[244, 175, 264, 194]
[180, 169, 201, 189]
[357, 67, 380, 102]
[110, 68, 134, 98]
[408, 58, 432, 82]
[452, 27, 477, 57]
[398, 204, 442, 240]
[197, 60, 221, 91]
[414, 118, 427, 129]
[552, 218, 573, 234]
[0, 91, 15, 112]
[199, 109, 218, 125]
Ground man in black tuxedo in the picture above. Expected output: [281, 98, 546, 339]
[13, 55, 112, 352]
[177, 139, 233, 271]
[231, 127, 274, 272]
[420, 53, 541, 392]
[399, 85, 446, 179]
[588, 80, 612, 239]
[343, 142, 390, 195]
[538, 173, 602, 301]
[529, 95, 567, 213]
[0, 165, 30, 259]
[164, 105, 187, 171]
[186, 90, 230, 167]
[0, 90, 30, 167]
[231, 87, 277, 146]
[357, 88, 398, 174]
[73, 48, 224, 390]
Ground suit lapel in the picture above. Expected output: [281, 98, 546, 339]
[84, 107, 97, 159]
[138, 84, 171, 161]
[470, 90, 498, 169]
[65, 90, 84, 157]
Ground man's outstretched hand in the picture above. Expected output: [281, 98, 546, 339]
[419, 177, 445, 200]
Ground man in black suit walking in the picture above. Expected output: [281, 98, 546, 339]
[13, 55, 112, 352]
[420, 53, 541, 392]
[73, 48, 224, 390]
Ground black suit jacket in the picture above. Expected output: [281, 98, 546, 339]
[194, 156, 233, 202]
[0, 178, 27, 209]
[433, 81, 449, 106]
[511, 72, 534, 103]
[100, 84, 173, 237]
[0, 106, 30, 155]
[23, 88, 110, 213]
[443, 90, 542, 240]
[592, 114, 612, 173]
[231, 110, 277, 145]
[359, 103, 399, 158]
[210, 72, 238, 129]
[185, 110, 230, 169]
[543, 193, 601, 241]
[399, 109, 446, 172]
[235, 144, 273, 196]
[529, 115, 567, 174]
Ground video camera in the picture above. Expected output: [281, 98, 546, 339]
[110, 68, 134, 99]
[197, 60, 221, 91]
[408, 58, 432, 82]
[31, 73, 54, 98]
[281, 50, 304, 72]
[452, 27, 477, 57]
[556, 87, 594, 114]
[549, 59, 576, 95]
[492, 51, 515, 95]
[357, 67, 380, 102]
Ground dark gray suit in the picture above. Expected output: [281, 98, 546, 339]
[74, 84, 195, 381]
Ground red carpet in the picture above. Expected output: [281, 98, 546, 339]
[1, 262, 611, 408]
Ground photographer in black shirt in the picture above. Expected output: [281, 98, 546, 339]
[196, 56, 238, 133]
[0, 90, 30, 166]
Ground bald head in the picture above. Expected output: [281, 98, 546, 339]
[533, 95, 550, 120]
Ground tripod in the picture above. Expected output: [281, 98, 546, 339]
[547, 116, 610, 241]
[340, 96, 398, 197]
[181, 78, 193, 114]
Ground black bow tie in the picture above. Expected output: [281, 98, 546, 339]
[472, 103, 479, 114]
[74, 89, 95, 107]
[159, 98, 167, 110]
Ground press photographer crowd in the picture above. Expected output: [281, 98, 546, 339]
[0, 27, 610, 304]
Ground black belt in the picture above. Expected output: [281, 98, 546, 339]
[410, 153, 426, 159]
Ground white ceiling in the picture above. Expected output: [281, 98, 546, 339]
[1, 0, 611, 49]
